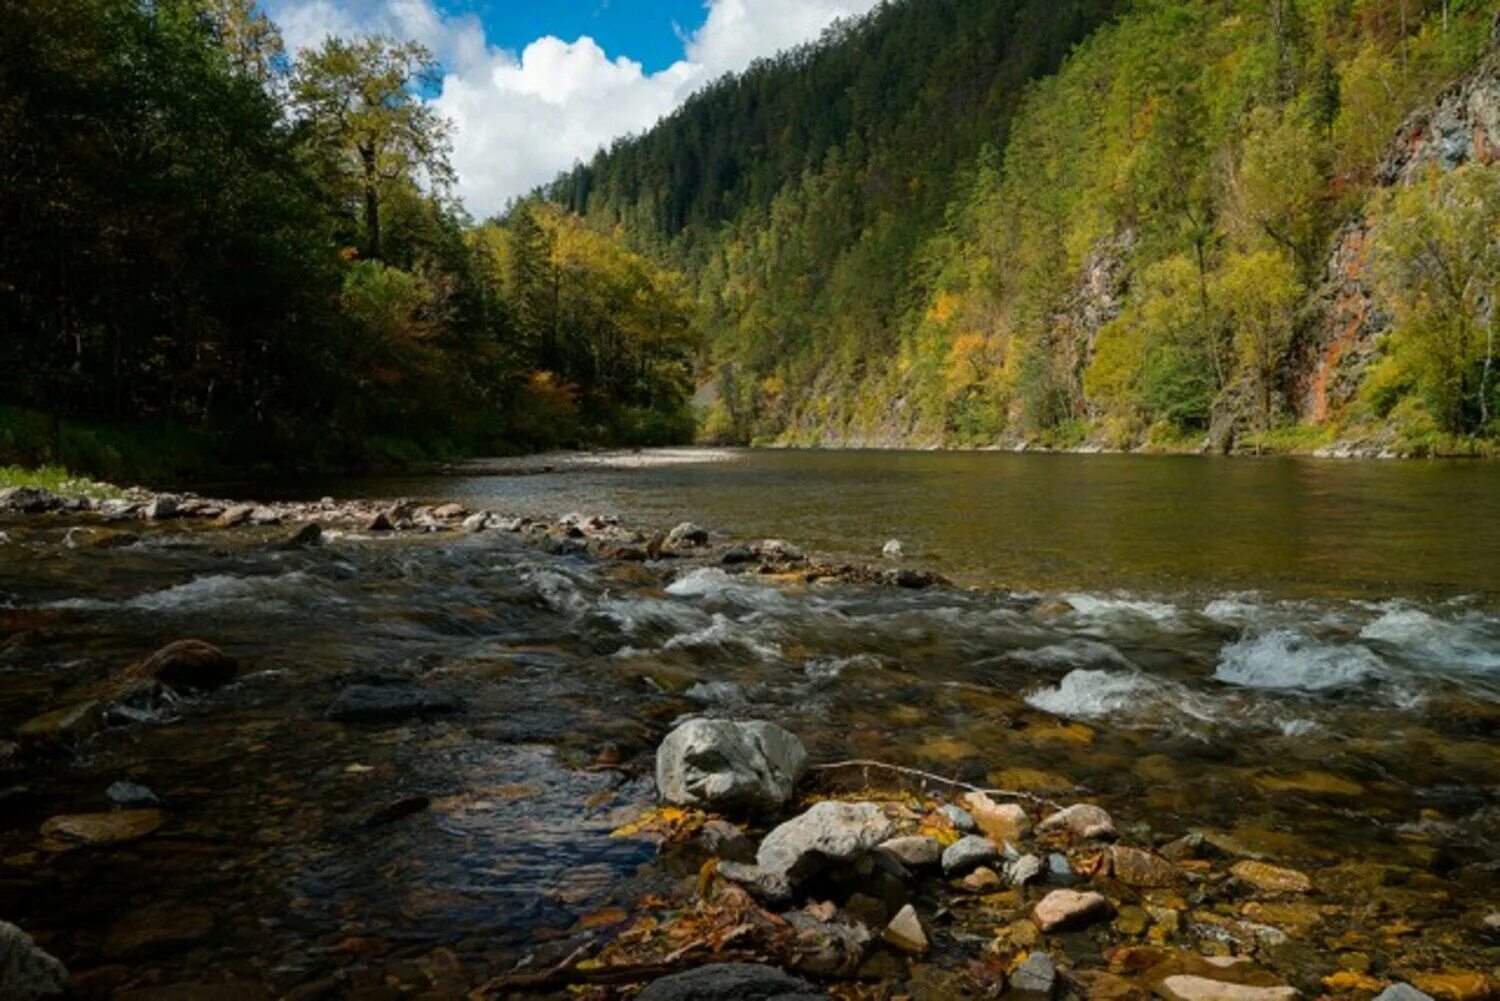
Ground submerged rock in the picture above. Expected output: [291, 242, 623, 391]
[143, 494, 179, 520]
[41, 809, 163, 847]
[699, 819, 756, 863]
[106, 780, 159, 808]
[1230, 861, 1313, 894]
[1012, 951, 1059, 999]
[122, 639, 238, 691]
[103, 901, 215, 959]
[1155, 976, 1298, 1001]
[16, 701, 105, 749]
[655, 719, 807, 812]
[637, 963, 824, 1001]
[0, 921, 68, 1000]
[1033, 889, 1111, 932]
[326, 682, 461, 723]
[1039, 803, 1117, 840]
[719, 800, 895, 903]
[1110, 845, 1179, 888]
[722, 546, 756, 565]
[785, 911, 870, 976]
[276, 522, 322, 549]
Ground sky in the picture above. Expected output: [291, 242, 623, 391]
[262, 0, 885, 219]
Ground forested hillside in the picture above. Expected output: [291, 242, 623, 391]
[1, 0, 696, 478]
[546, 0, 1499, 455]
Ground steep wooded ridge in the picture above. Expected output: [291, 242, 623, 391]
[543, 0, 1500, 455]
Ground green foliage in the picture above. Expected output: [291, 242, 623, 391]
[1, 0, 698, 479]
[1368, 164, 1500, 435]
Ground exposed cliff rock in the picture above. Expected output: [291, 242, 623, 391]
[1296, 48, 1500, 427]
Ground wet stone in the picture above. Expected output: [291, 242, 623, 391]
[637, 963, 824, 1001]
[326, 682, 461, 723]
[103, 901, 215, 959]
[667, 522, 709, 547]
[721, 546, 755, 565]
[1048, 853, 1079, 884]
[122, 639, 238, 691]
[719, 800, 895, 903]
[1372, 985, 1436, 1001]
[1006, 853, 1044, 888]
[963, 791, 1031, 844]
[1111, 845, 1179, 888]
[962, 866, 1004, 892]
[1230, 861, 1313, 894]
[939, 803, 978, 832]
[0, 920, 68, 1000]
[699, 819, 756, 863]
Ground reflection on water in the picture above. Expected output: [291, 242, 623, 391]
[284, 449, 1500, 599]
[2, 452, 1499, 993]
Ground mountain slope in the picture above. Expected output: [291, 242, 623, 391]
[543, 0, 1499, 454]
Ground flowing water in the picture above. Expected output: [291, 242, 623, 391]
[2, 450, 1499, 997]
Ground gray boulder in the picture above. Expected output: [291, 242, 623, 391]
[655, 719, 807, 812]
[719, 801, 895, 903]
[0, 921, 68, 999]
[0, 487, 61, 514]
[143, 494, 179, 520]
[637, 963, 825, 1001]
[942, 834, 1001, 875]
[1011, 951, 1058, 999]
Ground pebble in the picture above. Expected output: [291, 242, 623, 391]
[882, 539, 903, 559]
[882, 904, 928, 955]
[1006, 853, 1044, 887]
[943, 834, 1002, 875]
[939, 803, 978, 832]
[1230, 860, 1313, 894]
[1033, 889, 1112, 932]
[962, 866, 1004, 892]
[1154, 976, 1298, 1001]
[1039, 803, 1117, 840]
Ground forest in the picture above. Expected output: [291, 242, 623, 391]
[548, 0, 1500, 455]
[1, 0, 697, 479]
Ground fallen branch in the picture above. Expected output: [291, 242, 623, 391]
[809, 758, 1070, 808]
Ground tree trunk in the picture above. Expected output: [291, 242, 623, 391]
[361, 145, 381, 260]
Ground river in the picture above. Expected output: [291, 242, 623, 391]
[1, 449, 1497, 998]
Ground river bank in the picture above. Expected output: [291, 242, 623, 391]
[1, 477, 1498, 999]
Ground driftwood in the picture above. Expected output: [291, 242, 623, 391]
[809, 758, 1071, 808]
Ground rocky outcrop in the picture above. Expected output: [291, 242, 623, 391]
[1296, 48, 1500, 427]
[655, 719, 808, 813]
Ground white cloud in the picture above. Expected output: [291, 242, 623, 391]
[264, 0, 882, 218]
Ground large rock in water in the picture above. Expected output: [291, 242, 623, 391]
[637, 962, 825, 1001]
[0, 921, 68, 999]
[655, 719, 807, 812]
[326, 682, 462, 723]
[121, 639, 238, 691]
[718, 801, 895, 903]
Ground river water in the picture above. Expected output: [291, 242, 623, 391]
[2, 449, 1498, 997]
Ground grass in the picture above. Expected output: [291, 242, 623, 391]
[0, 464, 124, 499]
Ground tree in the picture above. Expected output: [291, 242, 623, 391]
[1371, 164, 1500, 434]
[292, 36, 453, 261]
[197, 0, 287, 83]
[1215, 250, 1302, 440]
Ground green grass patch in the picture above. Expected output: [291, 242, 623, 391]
[0, 464, 124, 499]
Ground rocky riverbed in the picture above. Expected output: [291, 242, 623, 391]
[0, 482, 1497, 999]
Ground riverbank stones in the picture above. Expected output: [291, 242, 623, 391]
[655, 719, 807, 812]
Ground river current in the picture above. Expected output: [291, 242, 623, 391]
[1, 449, 1498, 997]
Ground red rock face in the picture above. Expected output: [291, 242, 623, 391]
[1295, 51, 1500, 427]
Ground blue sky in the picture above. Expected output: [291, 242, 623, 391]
[265, 0, 882, 215]
[450, 0, 710, 74]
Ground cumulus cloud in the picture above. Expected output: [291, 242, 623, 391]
[264, 0, 882, 218]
